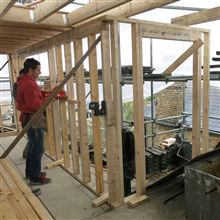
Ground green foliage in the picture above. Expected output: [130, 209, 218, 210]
[123, 101, 134, 121]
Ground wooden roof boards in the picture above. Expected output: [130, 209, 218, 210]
[0, 1, 219, 55]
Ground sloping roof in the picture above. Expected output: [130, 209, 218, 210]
[0, 0, 179, 54]
[184, 81, 220, 133]
[1, 1, 220, 55]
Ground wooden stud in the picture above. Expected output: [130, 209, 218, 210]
[202, 32, 210, 153]
[131, 23, 147, 197]
[101, 24, 124, 207]
[74, 39, 91, 183]
[192, 40, 202, 157]
[55, 45, 70, 168]
[64, 42, 80, 175]
[88, 35, 104, 194]
[48, 47, 62, 160]
[162, 39, 203, 75]
[45, 104, 56, 157]
[0, 36, 101, 159]
[101, 27, 116, 205]
[110, 21, 124, 203]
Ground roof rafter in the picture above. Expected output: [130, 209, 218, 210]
[171, 6, 220, 26]
[105, 0, 179, 17]
[1, 7, 67, 27]
[0, 0, 16, 17]
[33, 0, 72, 23]
[66, 0, 131, 26]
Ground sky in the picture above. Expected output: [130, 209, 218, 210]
[0, 1, 220, 103]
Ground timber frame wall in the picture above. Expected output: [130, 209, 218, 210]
[4, 16, 210, 207]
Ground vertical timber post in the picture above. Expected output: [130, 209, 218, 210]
[202, 32, 210, 153]
[74, 39, 91, 183]
[101, 22, 124, 207]
[64, 42, 80, 175]
[192, 40, 202, 157]
[128, 23, 148, 207]
[88, 35, 104, 194]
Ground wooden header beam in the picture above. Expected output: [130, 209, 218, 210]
[140, 21, 200, 41]
[171, 6, 220, 26]
[17, 18, 107, 57]
[67, 0, 131, 26]
[33, 0, 72, 23]
[0, 0, 16, 17]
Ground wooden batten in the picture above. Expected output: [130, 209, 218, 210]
[74, 39, 91, 183]
[64, 42, 80, 175]
[171, 6, 220, 26]
[162, 39, 204, 75]
[110, 21, 124, 204]
[192, 42, 202, 157]
[131, 23, 146, 198]
[55, 45, 70, 168]
[202, 32, 210, 153]
[48, 47, 62, 160]
[88, 35, 104, 194]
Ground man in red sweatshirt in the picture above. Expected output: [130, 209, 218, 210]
[16, 58, 51, 185]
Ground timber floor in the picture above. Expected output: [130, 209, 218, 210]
[0, 159, 53, 220]
[0, 136, 187, 220]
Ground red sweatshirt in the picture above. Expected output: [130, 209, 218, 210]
[16, 75, 46, 124]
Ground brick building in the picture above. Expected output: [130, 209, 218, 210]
[145, 82, 220, 150]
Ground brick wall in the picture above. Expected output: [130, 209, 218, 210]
[145, 82, 220, 150]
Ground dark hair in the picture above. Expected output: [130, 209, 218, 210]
[23, 58, 40, 72]
[19, 68, 26, 76]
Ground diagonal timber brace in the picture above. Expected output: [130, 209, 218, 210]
[162, 38, 203, 75]
[0, 35, 101, 159]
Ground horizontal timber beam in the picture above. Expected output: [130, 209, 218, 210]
[105, 0, 179, 17]
[171, 6, 220, 26]
[33, 0, 72, 23]
[1, 7, 67, 26]
[0, 0, 16, 17]
[140, 21, 200, 41]
[67, 0, 131, 26]
[17, 19, 107, 57]
[0, 26, 62, 36]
